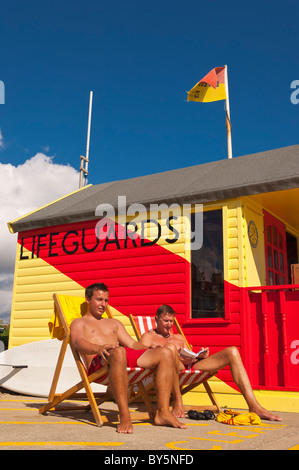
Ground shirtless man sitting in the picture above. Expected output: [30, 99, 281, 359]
[139, 304, 281, 422]
[70, 283, 187, 434]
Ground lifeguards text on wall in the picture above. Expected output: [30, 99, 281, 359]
[19, 217, 181, 260]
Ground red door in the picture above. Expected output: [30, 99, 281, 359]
[263, 210, 288, 286]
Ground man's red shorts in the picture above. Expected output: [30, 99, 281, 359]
[88, 347, 147, 379]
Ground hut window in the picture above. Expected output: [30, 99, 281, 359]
[191, 209, 224, 319]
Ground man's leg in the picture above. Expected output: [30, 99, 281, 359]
[163, 343, 185, 418]
[194, 346, 281, 421]
[137, 347, 187, 428]
[107, 347, 133, 433]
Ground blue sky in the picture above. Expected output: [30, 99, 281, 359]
[1, 0, 298, 184]
[0, 0, 299, 322]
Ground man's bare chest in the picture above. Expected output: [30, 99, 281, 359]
[84, 318, 118, 344]
[152, 332, 184, 349]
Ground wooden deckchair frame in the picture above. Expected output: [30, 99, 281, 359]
[39, 294, 154, 426]
[129, 314, 220, 412]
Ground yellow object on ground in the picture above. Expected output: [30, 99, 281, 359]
[216, 409, 261, 425]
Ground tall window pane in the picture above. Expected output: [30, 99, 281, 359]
[191, 210, 224, 318]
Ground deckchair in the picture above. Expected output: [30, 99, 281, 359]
[129, 314, 220, 412]
[39, 294, 154, 427]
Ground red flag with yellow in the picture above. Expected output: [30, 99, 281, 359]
[187, 65, 232, 158]
[187, 66, 226, 102]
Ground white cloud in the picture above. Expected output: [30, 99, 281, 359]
[0, 153, 79, 322]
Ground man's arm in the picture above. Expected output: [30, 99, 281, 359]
[116, 321, 149, 350]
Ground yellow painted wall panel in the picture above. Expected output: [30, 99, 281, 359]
[156, 241, 185, 253]
[229, 269, 239, 282]
[13, 301, 54, 312]
[10, 328, 50, 337]
[11, 319, 49, 328]
[228, 238, 238, 249]
[227, 216, 238, 228]
[228, 259, 239, 270]
[11, 310, 52, 319]
[242, 199, 266, 287]
[228, 211, 238, 220]
[15, 281, 82, 293]
[228, 248, 238, 259]
[228, 227, 238, 238]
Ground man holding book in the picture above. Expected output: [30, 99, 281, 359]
[139, 304, 281, 422]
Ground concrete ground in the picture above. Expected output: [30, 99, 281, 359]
[0, 389, 298, 452]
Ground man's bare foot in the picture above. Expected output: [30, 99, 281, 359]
[154, 410, 187, 429]
[171, 401, 185, 418]
[250, 405, 282, 422]
[117, 415, 134, 433]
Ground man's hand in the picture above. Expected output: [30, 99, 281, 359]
[197, 347, 209, 359]
[178, 347, 210, 366]
[97, 343, 119, 361]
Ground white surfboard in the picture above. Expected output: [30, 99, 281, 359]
[0, 339, 106, 397]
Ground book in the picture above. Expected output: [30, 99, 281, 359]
[179, 347, 207, 359]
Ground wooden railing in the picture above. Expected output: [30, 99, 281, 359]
[241, 285, 299, 391]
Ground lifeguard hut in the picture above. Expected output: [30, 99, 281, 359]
[6, 144, 299, 412]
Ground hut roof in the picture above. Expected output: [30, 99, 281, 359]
[8, 144, 299, 233]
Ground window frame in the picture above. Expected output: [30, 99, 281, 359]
[184, 204, 229, 325]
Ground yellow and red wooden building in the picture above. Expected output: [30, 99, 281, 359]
[7, 145, 299, 412]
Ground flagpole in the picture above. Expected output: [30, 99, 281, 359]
[224, 65, 232, 159]
[84, 91, 93, 185]
[79, 91, 93, 188]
